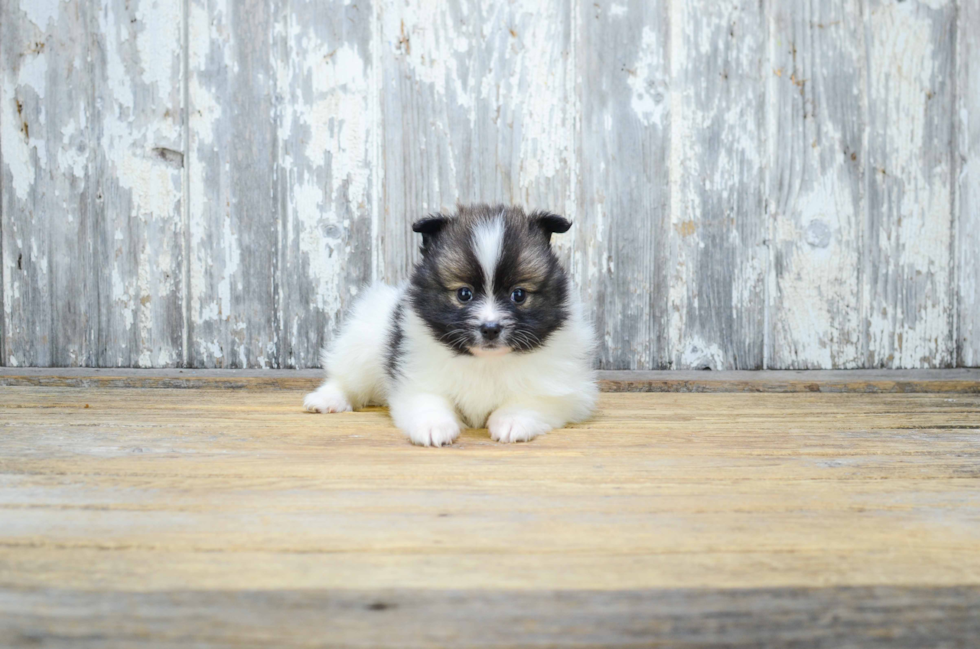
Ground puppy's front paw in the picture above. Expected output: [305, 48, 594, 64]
[488, 410, 552, 443]
[405, 416, 460, 447]
[304, 384, 352, 414]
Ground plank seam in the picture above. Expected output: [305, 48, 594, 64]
[180, 0, 191, 368]
[272, 0, 285, 369]
[951, 0, 961, 367]
[861, 1, 873, 369]
[762, 0, 771, 371]
[89, 1, 103, 368]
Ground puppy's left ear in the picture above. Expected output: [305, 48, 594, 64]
[531, 211, 572, 243]
[412, 214, 450, 252]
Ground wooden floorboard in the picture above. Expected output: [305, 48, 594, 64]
[1, 367, 979, 392]
[1, 384, 979, 646]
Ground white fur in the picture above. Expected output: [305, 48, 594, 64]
[308, 283, 400, 410]
[305, 283, 597, 446]
[471, 295, 507, 330]
[471, 216, 504, 293]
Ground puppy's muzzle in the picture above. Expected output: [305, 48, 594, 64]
[479, 322, 502, 342]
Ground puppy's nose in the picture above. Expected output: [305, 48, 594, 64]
[479, 322, 502, 341]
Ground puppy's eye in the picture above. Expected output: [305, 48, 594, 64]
[510, 288, 527, 304]
[456, 287, 473, 302]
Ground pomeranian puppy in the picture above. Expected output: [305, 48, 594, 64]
[304, 204, 597, 446]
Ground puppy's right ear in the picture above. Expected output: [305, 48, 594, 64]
[412, 214, 450, 252]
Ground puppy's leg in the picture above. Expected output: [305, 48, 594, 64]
[487, 396, 585, 443]
[304, 380, 353, 414]
[304, 283, 402, 414]
[389, 391, 461, 447]
[487, 407, 554, 443]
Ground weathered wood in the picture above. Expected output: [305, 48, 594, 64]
[2, 1, 99, 367]
[2, 367, 980, 393]
[1, 0, 184, 367]
[0, 386, 978, 644]
[187, 0, 279, 368]
[379, 0, 576, 281]
[958, 0, 980, 367]
[865, 0, 956, 368]
[275, 0, 379, 369]
[768, 0, 866, 369]
[667, 0, 768, 370]
[2, 586, 978, 648]
[2, 0, 979, 371]
[573, 0, 670, 369]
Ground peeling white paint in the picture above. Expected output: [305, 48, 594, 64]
[512, 1, 573, 196]
[17, 49, 47, 100]
[628, 26, 667, 127]
[21, 0, 64, 30]
[134, 0, 180, 99]
[680, 336, 725, 370]
[866, 1, 954, 367]
[668, 0, 767, 369]
[1, 0, 971, 370]
[2, 80, 36, 201]
[217, 216, 240, 320]
[772, 172, 862, 368]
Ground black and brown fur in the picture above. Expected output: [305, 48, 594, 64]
[385, 204, 573, 373]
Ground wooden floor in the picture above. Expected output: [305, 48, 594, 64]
[2, 377, 980, 647]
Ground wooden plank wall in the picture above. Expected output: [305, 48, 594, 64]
[1, 0, 976, 370]
[959, 0, 980, 367]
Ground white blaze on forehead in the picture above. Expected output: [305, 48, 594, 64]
[471, 216, 504, 294]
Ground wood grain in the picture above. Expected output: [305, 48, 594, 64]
[768, 0, 866, 369]
[0, 385, 978, 644]
[573, 0, 670, 369]
[379, 0, 576, 282]
[2, 0, 979, 371]
[958, 0, 980, 367]
[275, 0, 379, 369]
[1, 0, 185, 367]
[187, 0, 279, 368]
[865, 0, 956, 368]
[667, 0, 767, 370]
[2, 587, 978, 648]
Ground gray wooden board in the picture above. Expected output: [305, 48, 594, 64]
[667, 0, 767, 370]
[1, 586, 978, 648]
[187, 0, 279, 368]
[958, 0, 980, 367]
[275, 0, 379, 369]
[1, 0, 185, 368]
[574, 0, 670, 370]
[768, 0, 866, 369]
[864, 0, 956, 368]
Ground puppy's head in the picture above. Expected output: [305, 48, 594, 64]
[409, 204, 571, 357]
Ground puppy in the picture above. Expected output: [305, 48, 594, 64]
[303, 204, 597, 446]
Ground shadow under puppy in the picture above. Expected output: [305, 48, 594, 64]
[304, 204, 597, 446]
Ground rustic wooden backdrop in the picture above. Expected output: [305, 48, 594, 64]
[1, 0, 977, 370]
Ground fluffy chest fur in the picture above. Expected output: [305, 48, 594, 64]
[395, 298, 596, 428]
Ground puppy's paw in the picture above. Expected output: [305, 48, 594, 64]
[304, 384, 352, 414]
[488, 410, 552, 443]
[404, 416, 460, 447]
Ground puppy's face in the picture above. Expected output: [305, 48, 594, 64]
[409, 205, 571, 356]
